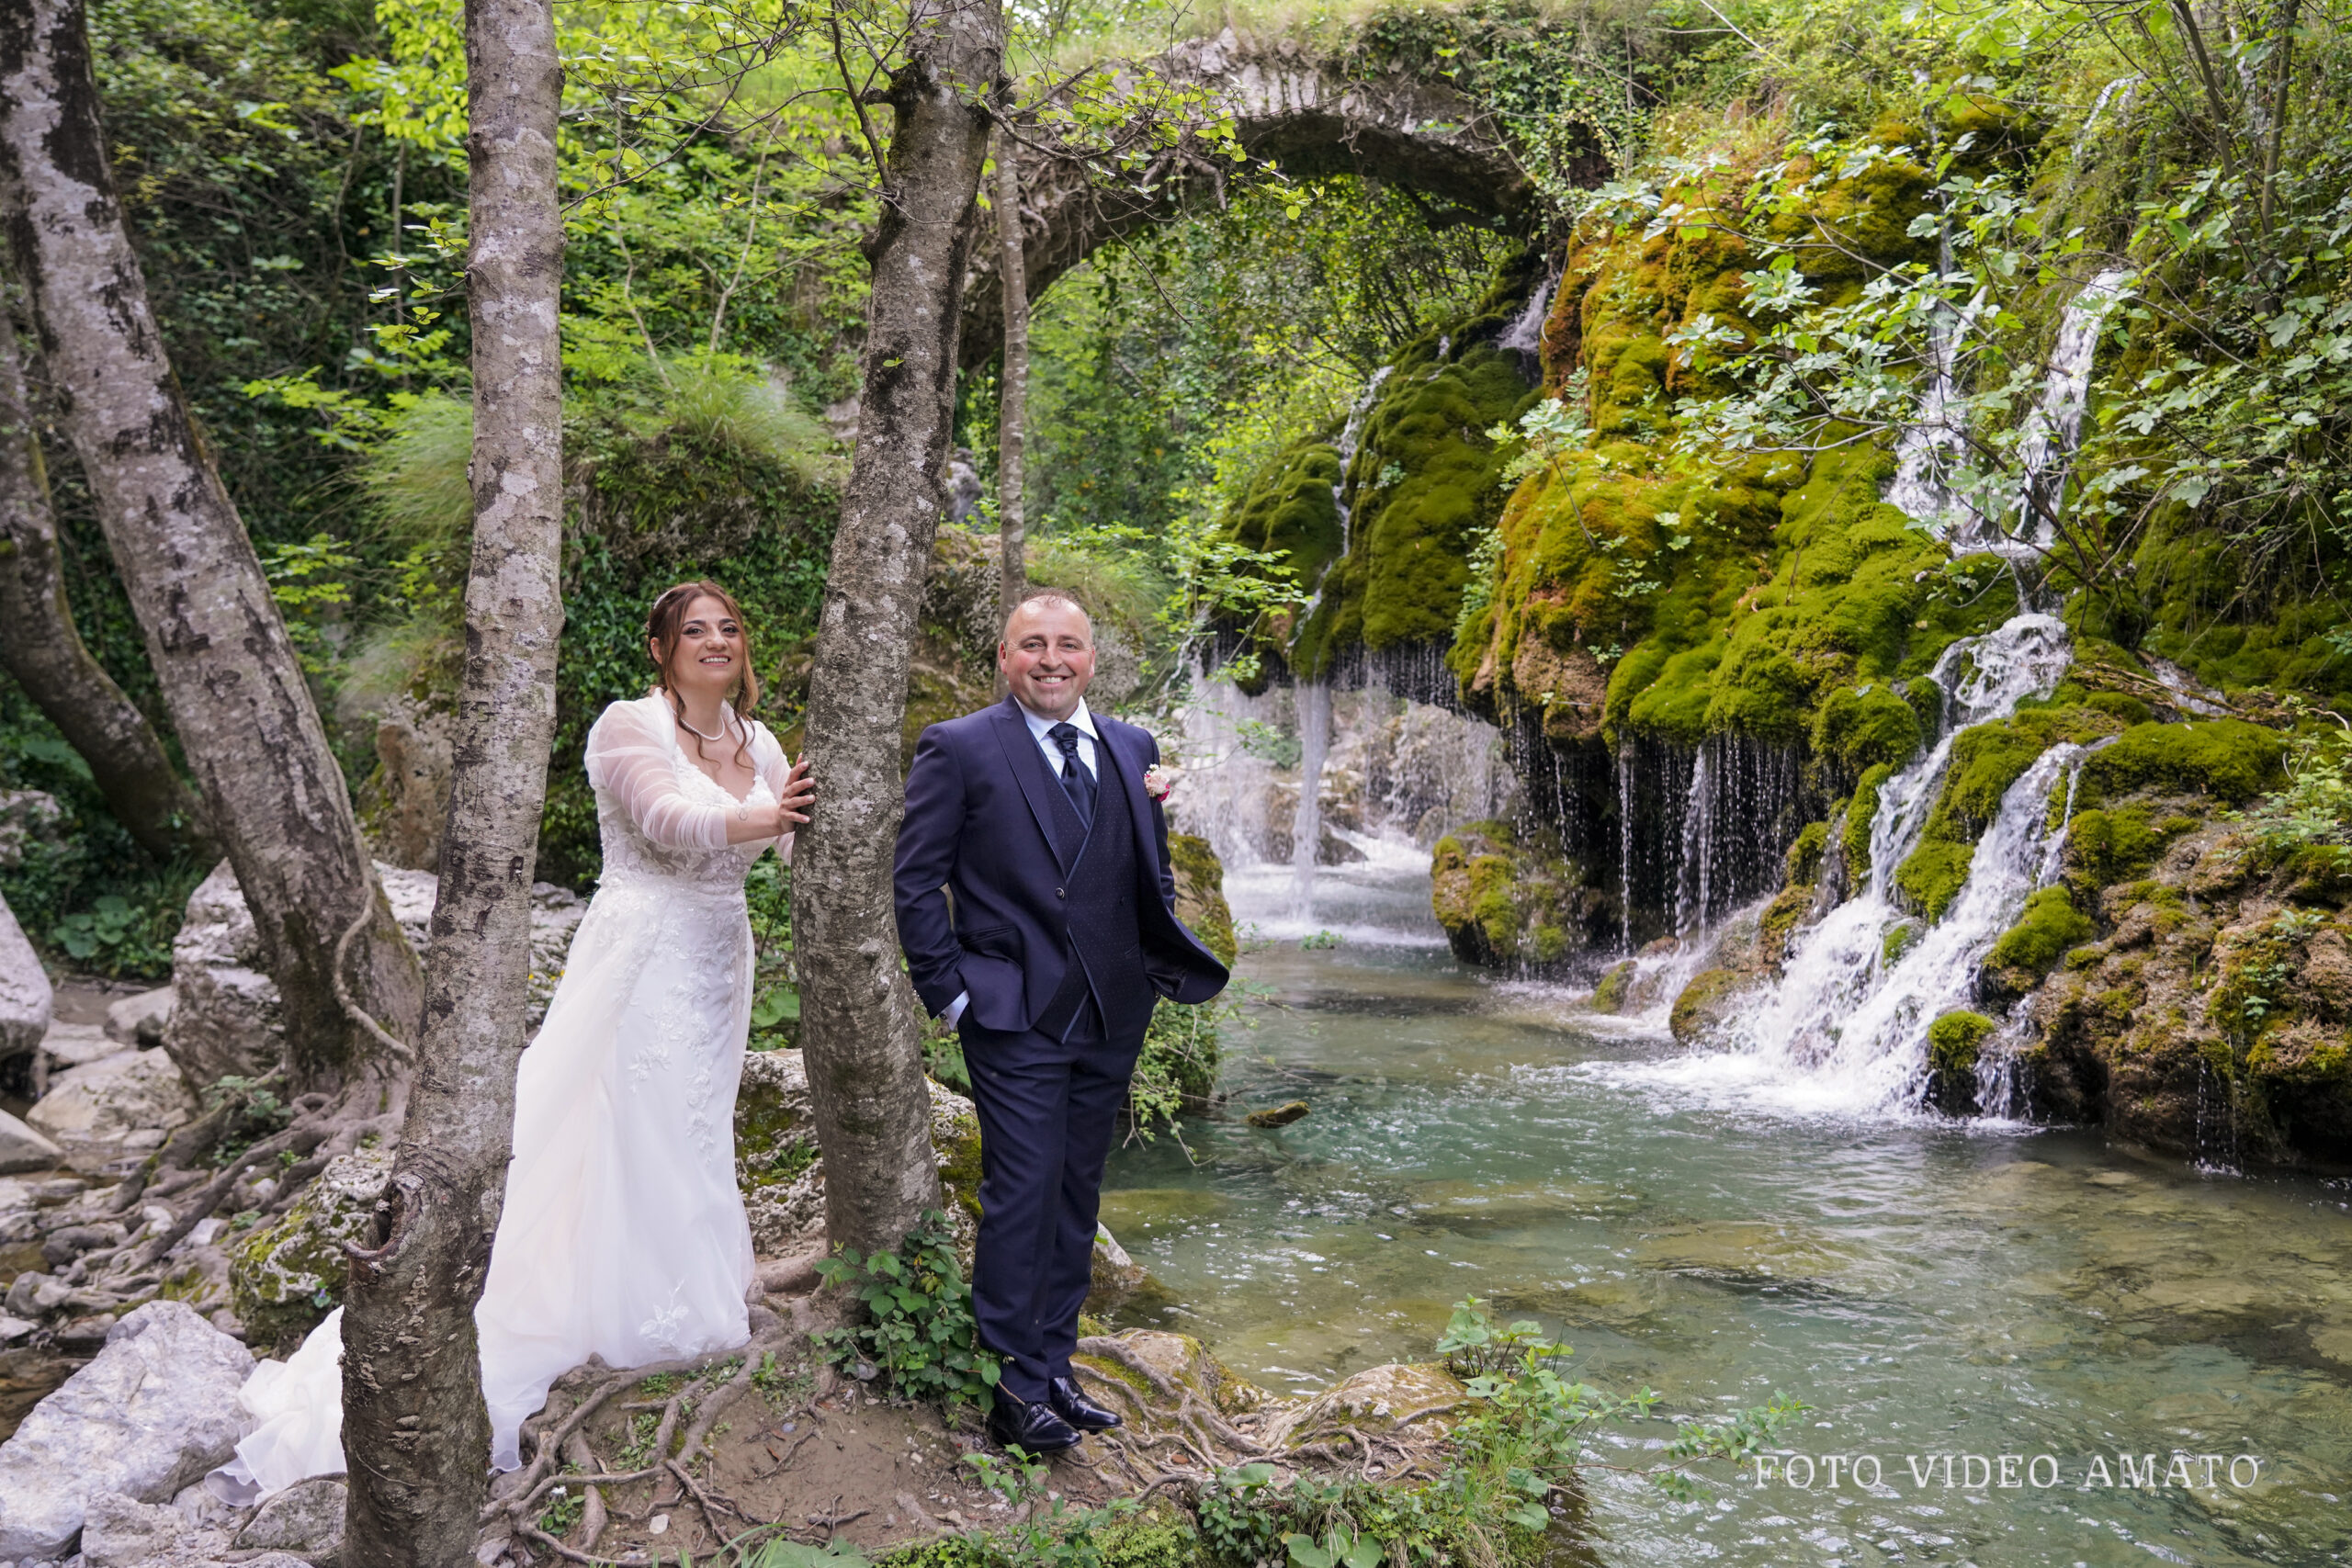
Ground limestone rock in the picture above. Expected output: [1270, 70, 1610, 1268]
[0, 886, 51, 1067]
[168, 861, 591, 1090]
[734, 1049, 981, 1255]
[27, 1049, 197, 1173]
[235, 1474, 347, 1562]
[0, 1299, 255, 1559]
[105, 987, 175, 1046]
[1430, 819, 1611, 970]
[0, 787, 63, 869]
[0, 1110, 63, 1176]
[1072, 1328, 1261, 1416]
[1668, 966, 1757, 1046]
[1262, 1361, 1465, 1448]
[40, 1021, 125, 1087]
[1167, 834, 1237, 967]
[80, 1489, 186, 1568]
[231, 1145, 394, 1351]
[1083, 1224, 1160, 1317]
[163, 861, 284, 1087]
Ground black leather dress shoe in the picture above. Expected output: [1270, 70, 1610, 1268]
[987, 1393, 1082, 1453]
[1048, 1375, 1124, 1431]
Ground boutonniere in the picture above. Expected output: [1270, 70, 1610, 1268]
[1143, 763, 1178, 803]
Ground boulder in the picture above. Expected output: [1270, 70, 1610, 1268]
[164, 861, 285, 1087]
[105, 987, 175, 1046]
[0, 886, 51, 1068]
[235, 1474, 347, 1562]
[0, 1300, 255, 1559]
[168, 861, 590, 1089]
[80, 1490, 186, 1568]
[40, 1020, 124, 1077]
[231, 1145, 394, 1351]
[0, 1110, 63, 1176]
[1083, 1224, 1159, 1316]
[733, 1048, 980, 1255]
[1261, 1361, 1465, 1449]
[27, 1048, 197, 1173]
[1072, 1328, 1262, 1417]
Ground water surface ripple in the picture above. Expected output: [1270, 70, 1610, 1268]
[1104, 853, 2352, 1567]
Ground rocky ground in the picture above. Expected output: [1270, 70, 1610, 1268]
[0, 862, 1461, 1567]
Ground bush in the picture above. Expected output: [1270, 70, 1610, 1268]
[813, 1211, 998, 1411]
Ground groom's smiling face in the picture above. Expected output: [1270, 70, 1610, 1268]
[1000, 598, 1095, 722]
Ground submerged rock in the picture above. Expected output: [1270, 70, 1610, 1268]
[0, 1300, 254, 1559]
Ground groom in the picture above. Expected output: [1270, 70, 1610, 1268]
[894, 590, 1228, 1451]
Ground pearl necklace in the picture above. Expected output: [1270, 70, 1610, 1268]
[676, 709, 732, 743]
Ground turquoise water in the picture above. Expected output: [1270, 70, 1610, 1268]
[1102, 852, 2352, 1567]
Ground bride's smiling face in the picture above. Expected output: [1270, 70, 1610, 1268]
[656, 594, 746, 700]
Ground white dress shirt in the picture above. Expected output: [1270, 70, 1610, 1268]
[940, 698, 1100, 1029]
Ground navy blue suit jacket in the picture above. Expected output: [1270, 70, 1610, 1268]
[894, 695, 1228, 1035]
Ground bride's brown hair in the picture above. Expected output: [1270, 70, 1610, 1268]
[646, 580, 761, 768]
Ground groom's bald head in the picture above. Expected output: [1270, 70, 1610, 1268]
[1000, 592, 1095, 721]
[1000, 589, 1091, 642]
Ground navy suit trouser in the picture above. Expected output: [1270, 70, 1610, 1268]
[960, 1001, 1140, 1404]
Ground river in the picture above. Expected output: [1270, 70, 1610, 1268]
[1102, 841, 2352, 1567]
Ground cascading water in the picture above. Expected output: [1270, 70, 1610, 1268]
[2012, 270, 2129, 553]
[1630, 270, 2132, 1114]
[1291, 680, 1331, 917]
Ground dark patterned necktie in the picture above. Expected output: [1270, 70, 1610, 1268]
[1049, 723, 1095, 829]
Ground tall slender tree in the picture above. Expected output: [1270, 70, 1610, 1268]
[0, 0, 421, 1090]
[338, 0, 566, 1557]
[793, 0, 1007, 1255]
[994, 128, 1031, 624]
[0, 289, 212, 863]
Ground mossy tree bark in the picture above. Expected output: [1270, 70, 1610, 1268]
[994, 129, 1029, 624]
[793, 0, 1004, 1256]
[0, 288, 212, 863]
[339, 0, 564, 1560]
[0, 0, 421, 1093]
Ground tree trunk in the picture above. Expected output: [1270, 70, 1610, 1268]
[793, 0, 1005, 1256]
[339, 0, 564, 1560]
[994, 130, 1029, 623]
[0, 288, 213, 863]
[0, 0, 421, 1091]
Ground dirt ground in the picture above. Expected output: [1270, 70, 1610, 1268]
[514, 1331, 1136, 1564]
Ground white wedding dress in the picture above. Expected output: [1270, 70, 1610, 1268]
[212, 694, 793, 1495]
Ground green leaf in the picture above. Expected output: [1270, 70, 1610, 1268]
[1284, 1535, 1334, 1568]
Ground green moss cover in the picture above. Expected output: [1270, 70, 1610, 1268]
[2075, 720, 2287, 807]
[1429, 818, 1608, 968]
[1928, 1010, 1996, 1074]
[1989, 887, 2098, 984]
[1894, 706, 2121, 919]
[1223, 438, 1344, 594]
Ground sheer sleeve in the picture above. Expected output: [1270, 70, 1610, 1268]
[752, 721, 796, 864]
[582, 698, 729, 851]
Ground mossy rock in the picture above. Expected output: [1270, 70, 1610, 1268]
[2063, 802, 2198, 888]
[734, 1050, 983, 1254]
[1589, 958, 1637, 1013]
[1894, 706, 2120, 920]
[230, 1145, 394, 1353]
[1925, 1010, 1996, 1114]
[1261, 1360, 1467, 1449]
[1167, 833, 1237, 966]
[1669, 966, 1752, 1044]
[1987, 887, 2097, 994]
[1783, 820, 1830, 887]
[1429, 818, 1611, 968]
[2075, 720, 2287, 808]
[1758, 880, 1815, 967]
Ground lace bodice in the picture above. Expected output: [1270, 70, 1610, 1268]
[586, 694, 794, 892]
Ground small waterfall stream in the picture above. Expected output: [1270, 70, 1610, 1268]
[1290, 680, 1331, 917]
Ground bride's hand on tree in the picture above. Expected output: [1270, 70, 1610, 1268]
[776, 757, 815, 829]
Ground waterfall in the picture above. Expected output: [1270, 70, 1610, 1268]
[1330, 367, 1392, 561]
[2011, 270, 2130, 554]
[1291, 680, 1332, 917]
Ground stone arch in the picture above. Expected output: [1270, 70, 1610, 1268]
[958, 28, 1578, 367]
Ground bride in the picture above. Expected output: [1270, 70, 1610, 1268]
[213, 579, 817, 1495]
